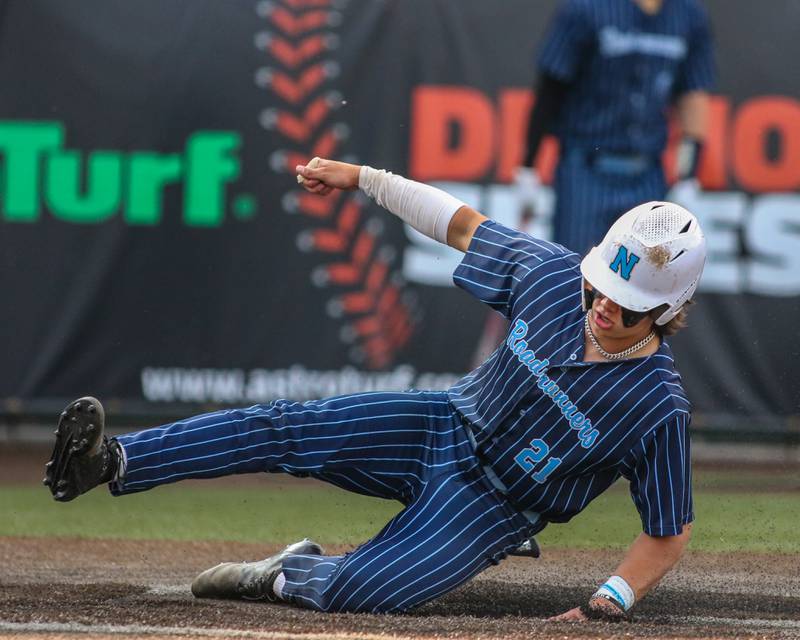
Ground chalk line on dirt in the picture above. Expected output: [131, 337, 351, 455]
[0, 622, 416, 640]
[2, 615, 799, 639]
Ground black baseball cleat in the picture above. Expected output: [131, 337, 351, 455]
[43, 396, 118, 502]
[509, 536, 541, 558]
[191, 539, 324, 601]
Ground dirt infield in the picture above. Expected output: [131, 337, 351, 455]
[1, 537, 799, 640]
[3, 444, 799, 639]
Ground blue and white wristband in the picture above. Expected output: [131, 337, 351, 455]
[594, 575, 635, 612]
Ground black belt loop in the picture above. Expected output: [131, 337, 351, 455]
[452, 405, 486, 458]
[449, 401, 473, 433]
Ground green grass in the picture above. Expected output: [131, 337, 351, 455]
[537, 487, 800, 554]
[2, 472, 798, 553]
[1, 482, 400, 546]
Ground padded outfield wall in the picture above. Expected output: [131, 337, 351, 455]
[0, 0, 798, 438]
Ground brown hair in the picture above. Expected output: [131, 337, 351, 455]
[651, 300, 693, 337]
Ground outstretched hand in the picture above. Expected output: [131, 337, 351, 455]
[296, 157, 361, 196]
[547, 597, 627, 622]
[547, 606, 587, 622]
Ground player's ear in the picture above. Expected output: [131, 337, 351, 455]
[583, 288, 595, 311]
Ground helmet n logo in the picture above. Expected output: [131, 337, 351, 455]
[609, 245, 640, 281]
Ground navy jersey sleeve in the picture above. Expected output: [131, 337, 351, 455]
[674, 3, 715, 94]
[628, 414, 694, 536]
[453, 220, 569, 319]
[537, 0, 594, 82]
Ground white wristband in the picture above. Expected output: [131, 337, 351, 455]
[358, 166, 465, 244]
[595, 575, 635, 611]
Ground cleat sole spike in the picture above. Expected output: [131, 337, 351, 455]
[45, 396, 108, 503]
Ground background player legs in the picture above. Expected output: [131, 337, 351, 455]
[281, 466, 532, 613]
[553, 149, 668, 255]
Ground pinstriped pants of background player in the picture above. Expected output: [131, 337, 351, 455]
[112, 391, 534, 613]
[554, 148, 668, 255]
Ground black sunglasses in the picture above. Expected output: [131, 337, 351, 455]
[583, 287, 650, 328]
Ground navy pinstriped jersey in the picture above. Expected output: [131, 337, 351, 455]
[538, 0, 715, 154]
[448, 220, 693, 536]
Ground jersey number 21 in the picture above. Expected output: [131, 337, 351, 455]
[514, 438, 562, 483]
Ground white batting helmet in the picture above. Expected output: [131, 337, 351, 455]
[579, 201, 706, 326]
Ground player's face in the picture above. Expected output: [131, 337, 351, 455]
[584, 285, 653, 335]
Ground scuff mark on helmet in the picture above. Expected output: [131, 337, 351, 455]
[646, 245, 671, 268]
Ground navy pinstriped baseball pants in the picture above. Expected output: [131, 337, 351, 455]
[554, 148, 667, 255]
[112, 391, 534, 613]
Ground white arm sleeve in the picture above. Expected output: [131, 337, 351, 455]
[358, 166, 466, 244]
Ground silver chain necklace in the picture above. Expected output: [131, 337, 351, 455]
[584, 313, 656, 360]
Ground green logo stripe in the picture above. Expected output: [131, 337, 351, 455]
[0, 121, 244, 227]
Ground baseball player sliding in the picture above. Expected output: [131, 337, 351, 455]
[44, 158, 705, 621]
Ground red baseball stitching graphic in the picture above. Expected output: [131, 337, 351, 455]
[260, 64, 333, 103]
[263, 34, 338, 69]
[255, 0, 416, 369]
[267, 7, 335, 37]
[261, 94, 337, 142]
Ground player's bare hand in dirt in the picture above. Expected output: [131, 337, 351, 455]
[548, 597, 627, 622]
[547, 606, 587, 622]
[296, 157, 360, 196]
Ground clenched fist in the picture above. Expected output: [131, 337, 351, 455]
[296, 157, 361, 196]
